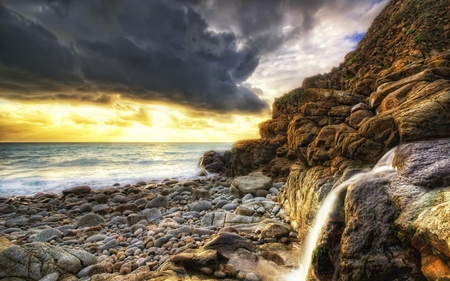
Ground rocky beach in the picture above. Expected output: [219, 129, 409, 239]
[2, 0, 450, 280]
[0, 166, 299, 281]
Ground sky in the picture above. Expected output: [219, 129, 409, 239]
[0, 0, 388, 142]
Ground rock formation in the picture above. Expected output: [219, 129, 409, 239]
[229, 0, 450, 279]
[199, 150, 231, 175]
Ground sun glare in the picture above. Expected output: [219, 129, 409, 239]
[0, 99, 262, 142]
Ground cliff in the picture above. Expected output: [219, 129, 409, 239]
[229, 0, 450, 279]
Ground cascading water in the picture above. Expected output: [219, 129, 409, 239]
[285, 147, 399, 281]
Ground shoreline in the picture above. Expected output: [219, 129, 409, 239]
[0, 173, 300, 281]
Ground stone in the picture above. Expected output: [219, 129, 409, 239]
[246, 272, 261, 281]
[93, 204, 113, 215]
[39, 272, 60, 281]
[0, 205, 16, 214]
[222, 203, 237, 210]
[260, 223, 291, 239]
[34, 228, 63, 242]
[111, 195, 129, 203]
[203, 233, 255, 257]
[200, 267, 213, 275]
[142, 208, 162, 223]
[190, 201, 213, 212]
[146, 196, 168, 208]
[62, 185, 91, 196]
[79, 203, 93, 213]
[5, 216, 28, 227]
[85, 234, 107, 243]
[64, 248, 97, 267]
[193, 188, 210, 200]
[91, 193, 108, 204]
[242, 193, 254, 203]
[215, 199, 230, 208]
[230, 172, 273, 198]
[127, 214, 147, 226]
[114, 203, 139, 213]
[77, 213, 105, 228]
[0, 243, 82, 279]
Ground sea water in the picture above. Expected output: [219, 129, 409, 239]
[0, 142, 232, 197]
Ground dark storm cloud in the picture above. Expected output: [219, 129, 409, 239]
[0, 0, 365, 114]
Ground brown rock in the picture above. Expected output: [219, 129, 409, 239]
[260, 223, 291, 239]
[421, 255, 450, 281]
[62, 185, 91, 196]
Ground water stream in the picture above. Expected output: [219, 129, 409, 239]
[285, 147, 398, 281]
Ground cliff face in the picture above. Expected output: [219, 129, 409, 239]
[229, 0, 450, 279]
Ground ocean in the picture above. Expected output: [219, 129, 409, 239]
[0, 142, 232, 197]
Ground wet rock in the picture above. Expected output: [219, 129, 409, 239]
[203, 233, 255, 257]
[62, 185, 91, 196]
[230, 172, 272, 198]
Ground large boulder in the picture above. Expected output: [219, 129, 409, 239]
[0, 242, 95, 279]
[230, 172, 272, 198]
[199, 150, 231, 174]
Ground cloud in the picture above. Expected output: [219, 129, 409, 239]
[0, 0, 388, 115]
[0, 1, 268, 114]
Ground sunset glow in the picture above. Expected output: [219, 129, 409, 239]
[0, 0, 388, 142]
[0, 98, 265, 142]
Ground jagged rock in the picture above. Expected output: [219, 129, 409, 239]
[199, 150, 230, 174]
[228, 139, 279, 177]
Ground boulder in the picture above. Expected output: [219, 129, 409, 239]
[0, 243, 86, 279]
[199, 150, 230, 173]
[230, 172, 272, 198]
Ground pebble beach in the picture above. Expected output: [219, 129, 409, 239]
[0, 173, 301, 281]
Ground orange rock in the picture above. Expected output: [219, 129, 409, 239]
[421, 255, 450, 280]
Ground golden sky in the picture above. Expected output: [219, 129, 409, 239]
[0, 97, 266, 142]
[0, 1, 387, 142]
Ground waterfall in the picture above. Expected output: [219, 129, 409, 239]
[285, 147, 398, 281]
